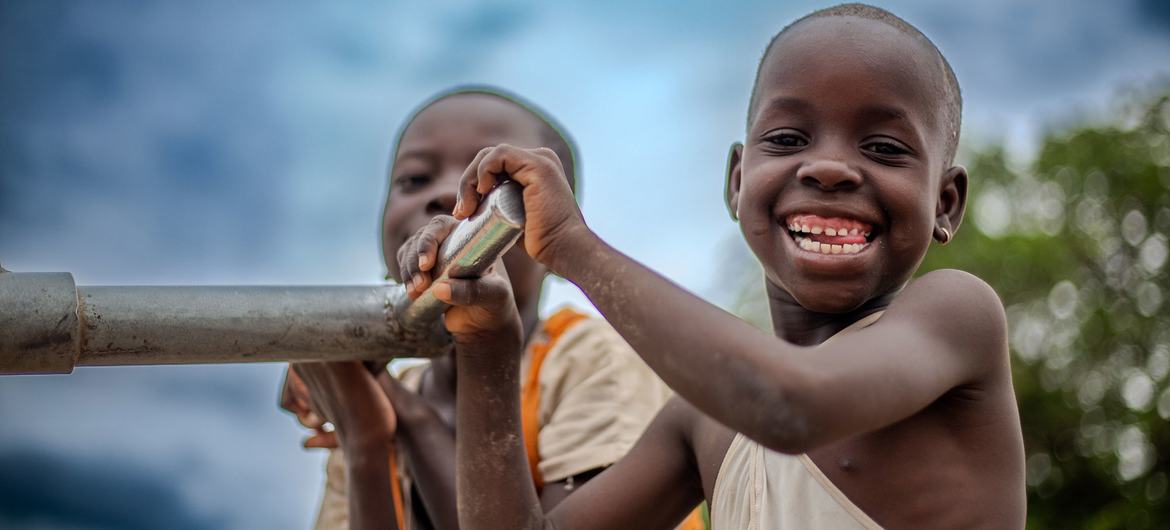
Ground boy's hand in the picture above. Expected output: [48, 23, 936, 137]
[292, 361, 398, 452]
[453, 144, 587, 268]
[399, 217, 524, 354]
[397, 215, 459, 299]
[278, 366, 338, 449]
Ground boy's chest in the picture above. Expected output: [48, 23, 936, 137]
[804, 397, 1001, 527]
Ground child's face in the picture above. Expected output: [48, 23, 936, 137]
[381, 94, 548, 303]
[728, 17, 966, 314]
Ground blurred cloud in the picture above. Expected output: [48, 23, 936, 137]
[1, 1, 1168, 528]
[0, 447, 223, 530]
[0, 365, 326, 529]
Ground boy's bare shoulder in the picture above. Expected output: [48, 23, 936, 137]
[902, 269, 1007, 355]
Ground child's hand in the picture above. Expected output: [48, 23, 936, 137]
[398, 217, 524, 354]
[279, 366, 339, 449]
[397, 215, 459, 299]
[292, 361, 398, 452]
[453, 144, 586, 268]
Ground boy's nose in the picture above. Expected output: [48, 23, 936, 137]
[797, 159, 862, 191]
[425, 189, 458, 216]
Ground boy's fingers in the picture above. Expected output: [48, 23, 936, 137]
[416, 215, 459, 274]
[292, 363, 331, 414]
[456, 147, 493, 219]
[299, 410, 325, 430]
[480, 144, 556, 189]
[279, 365, 306, 413]
[303, 430, 339, 449]
[396, 236, 418, 285]
[400, 255, 422, 299]
[476, 146, 511, 195]
[531, 146, 562, 167]
[293, 362, 328, 389]
[291, 362, 310, 386]
[432, 274, 511, 310]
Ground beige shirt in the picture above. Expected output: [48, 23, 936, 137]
[710, 311, 886, 530]
[314, 313, 672, 530]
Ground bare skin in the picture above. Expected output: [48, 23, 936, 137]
[286, 94, 592, 530]
[427, 15, 1025, 530]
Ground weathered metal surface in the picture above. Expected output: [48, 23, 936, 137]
[0, 183, 524, 374]
[0, 272, 80, 374]
[77, 284, 414, 366]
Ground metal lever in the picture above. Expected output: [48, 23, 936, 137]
[0, 182, 525, 375]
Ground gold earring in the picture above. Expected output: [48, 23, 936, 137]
[937, 227, 952, 245]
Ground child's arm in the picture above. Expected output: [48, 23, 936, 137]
[412, 250, 703, 529]
[450, 145, 1009, 454]
[293, 362, 402, 530]
[376, 373, 460, 530]
[278, 367, 338, 449]
[457, 345, 704, 530]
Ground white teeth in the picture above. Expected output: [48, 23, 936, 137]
[794, 235, 868, 255]
[801, 224, 811, 233]
[825, 228, 837, 236]
[811, 226, 823, 235]
[849, 228, 859, 236]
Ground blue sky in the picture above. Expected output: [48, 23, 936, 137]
[1, 1, 1168, 528]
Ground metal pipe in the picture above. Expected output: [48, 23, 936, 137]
[0, 182, 524, 375]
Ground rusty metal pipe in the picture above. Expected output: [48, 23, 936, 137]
[0, 182, 524, 375]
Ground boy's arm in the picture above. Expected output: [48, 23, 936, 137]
[417, 256, 703, 529]
[375, 373, 460, 530]
[560, 248, 1006, 453]
[294, 362, 401, 530]
[452, 145, 1008, 454]
[378, 369, 617, 525]
[456, 339, 705, 530]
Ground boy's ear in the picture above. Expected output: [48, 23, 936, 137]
[724, 142, 744, 221]
[934, 165, 968, 242]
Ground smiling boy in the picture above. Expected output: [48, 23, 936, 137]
[404, 4, 1025, 528]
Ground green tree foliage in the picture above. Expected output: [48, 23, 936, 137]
[724, 86, 1170, 528]
[920, 87, 1170, 529]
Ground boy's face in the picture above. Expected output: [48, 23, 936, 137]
[728, 16, 966, 314]
[382, 94, 549, 305]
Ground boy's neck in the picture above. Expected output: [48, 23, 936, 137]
[765, 280, 897, 346]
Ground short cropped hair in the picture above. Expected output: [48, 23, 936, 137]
[392, 85, 580, 197]
[747, 4, 963, 164]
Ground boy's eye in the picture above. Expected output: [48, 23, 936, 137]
[393, 174, 431, 192]
[862, 140, 910, 157]
[762, 131, 809, 150]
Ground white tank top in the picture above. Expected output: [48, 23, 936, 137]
[710, 311, 886, 530]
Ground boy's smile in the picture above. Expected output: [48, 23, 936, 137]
[727, 16, 965, 314]
[784, 212, 875, 256]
